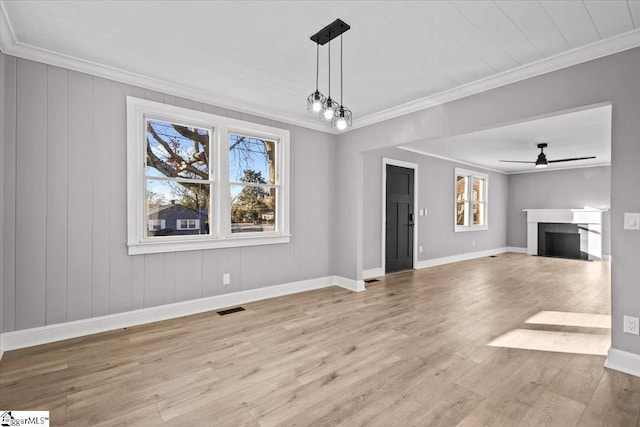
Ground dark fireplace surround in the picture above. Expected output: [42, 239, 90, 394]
[538, 222, 588, 260]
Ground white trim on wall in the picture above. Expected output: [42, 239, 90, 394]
[363, 268, 385, 280]
[506, 246, 527, 254]
[605, 347, 640, 378]
[0, 275, 364, 357]
[382, 158, 419, 275]
[415, 247, 510, 270]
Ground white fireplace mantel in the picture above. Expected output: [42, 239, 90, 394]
[523, 208, 607, 259]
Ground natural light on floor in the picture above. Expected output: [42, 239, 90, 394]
[488, 311, 611, 356]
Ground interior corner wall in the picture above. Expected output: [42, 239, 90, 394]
[0, 52, 6, 355]
[0, 55, 337, 334]
[338, 46, 640, 358]
[363, 147, 507, 271]
[507, 166, 611, 255]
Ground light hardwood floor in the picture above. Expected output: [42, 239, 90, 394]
[1, 253, 639, 426]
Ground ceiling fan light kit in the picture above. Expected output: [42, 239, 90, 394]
[307, 19, 352, 130]
[500, 142, 596, 169]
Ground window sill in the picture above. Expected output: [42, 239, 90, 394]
[454, 225, 488, 233]
[127, 234, 291, 255]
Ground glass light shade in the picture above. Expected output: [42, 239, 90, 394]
[307, 90, 326, 114]
[323, 97, 339, 121]
[332, 105, 352, 130]
[535, 163, 548, 168]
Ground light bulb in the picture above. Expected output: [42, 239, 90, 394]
[323, 107, 334, 120]
[535, 163, 548, 169]
[312, 100, 323, 112]
[336, 117, 347, 130]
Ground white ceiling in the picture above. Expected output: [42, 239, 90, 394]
[0, 1, 635, 173]
[399, 104, 611, 173]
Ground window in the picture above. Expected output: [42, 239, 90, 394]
[148, 219, 165, 231]
[176, 219, 200, 230]
[455, 168, 488, 232]
[127, 97, 290, 254]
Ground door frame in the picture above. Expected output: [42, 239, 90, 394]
[382, 158, 418, 274]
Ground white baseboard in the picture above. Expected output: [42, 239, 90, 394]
[416, 247, 509, 269]
[605, 347, 640, 378]
[333, 275, 366, 292]
[0, 275, 360, 356]
[363, 268, 384, 280]
[603, 254, 612, 261]
[506, 246, 527, 254]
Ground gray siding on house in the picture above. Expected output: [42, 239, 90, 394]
[363, 147, 508, 271]
[0, 55, 336, 332]
[507, 166, 611, 255]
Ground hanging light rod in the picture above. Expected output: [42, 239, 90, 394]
[310, 19, 350, 45]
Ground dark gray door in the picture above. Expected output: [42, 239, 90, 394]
[385, 165, 414, 273]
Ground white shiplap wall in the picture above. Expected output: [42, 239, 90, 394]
[2, 55, 336, 333]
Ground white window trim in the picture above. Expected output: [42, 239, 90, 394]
[148, 219, 166, 231]
[127, 96, 290, 255]
[454, 167, 488, 232]
[176, 219, 200, 230]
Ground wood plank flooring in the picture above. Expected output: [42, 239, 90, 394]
[1, 253, 639, 426]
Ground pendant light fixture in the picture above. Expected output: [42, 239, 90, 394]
[332, 34, 352, 130]
[307, 43, 326, 114]
[308, 19, 352, 130]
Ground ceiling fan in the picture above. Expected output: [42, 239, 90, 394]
[500, 143, 596, 169]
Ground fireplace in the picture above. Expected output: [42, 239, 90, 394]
[523, 209, 605, 261]
[538, 223, 586, 260]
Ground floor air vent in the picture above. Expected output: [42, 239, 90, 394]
[217, 307, 246, 316]
[364, 279, 380, 283]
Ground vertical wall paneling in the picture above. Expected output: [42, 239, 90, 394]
[45, 66, 68, 325]
[91, 77, 112, 317]
[66, 71, 93, 322]
[240, 246, 271, 291]
[2, 55, 17, 332]
[2, 56, 335, 333]
[162, 252, 176, 305]
[108, 82, 133, 314]
[131, 254, 145, 310]
[143, 253, 165, 308]
[218, 248, 242, 295]
[173, 251, 203, 302]
[201, 250, 218, 298]
[14, 59, 47, 330]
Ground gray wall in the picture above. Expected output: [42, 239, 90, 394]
[363, 147, 508, 271]
[507, 166, 611, 255]
[0, 53, 5, 349]
[1, 55, 336, 333]
[338, 47, 640, 357]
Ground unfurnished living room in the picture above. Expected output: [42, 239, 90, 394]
[1, 1, 639, 426]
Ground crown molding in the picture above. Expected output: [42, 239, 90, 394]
[0, 2, 337, 134]
[1, 1, 639, 135]
[397, 146, 507, 175]
[350, 28, 640, 131]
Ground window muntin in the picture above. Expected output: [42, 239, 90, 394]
[127, 97, 290, 254]
[454, 168, 488, 231]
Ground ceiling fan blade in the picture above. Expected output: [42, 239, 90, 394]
[548, 156, 596, 163]
[499, 160, 536, 163]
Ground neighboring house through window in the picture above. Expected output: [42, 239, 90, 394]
[455, 167, 488, 232]
[127, 97, 290, 254]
